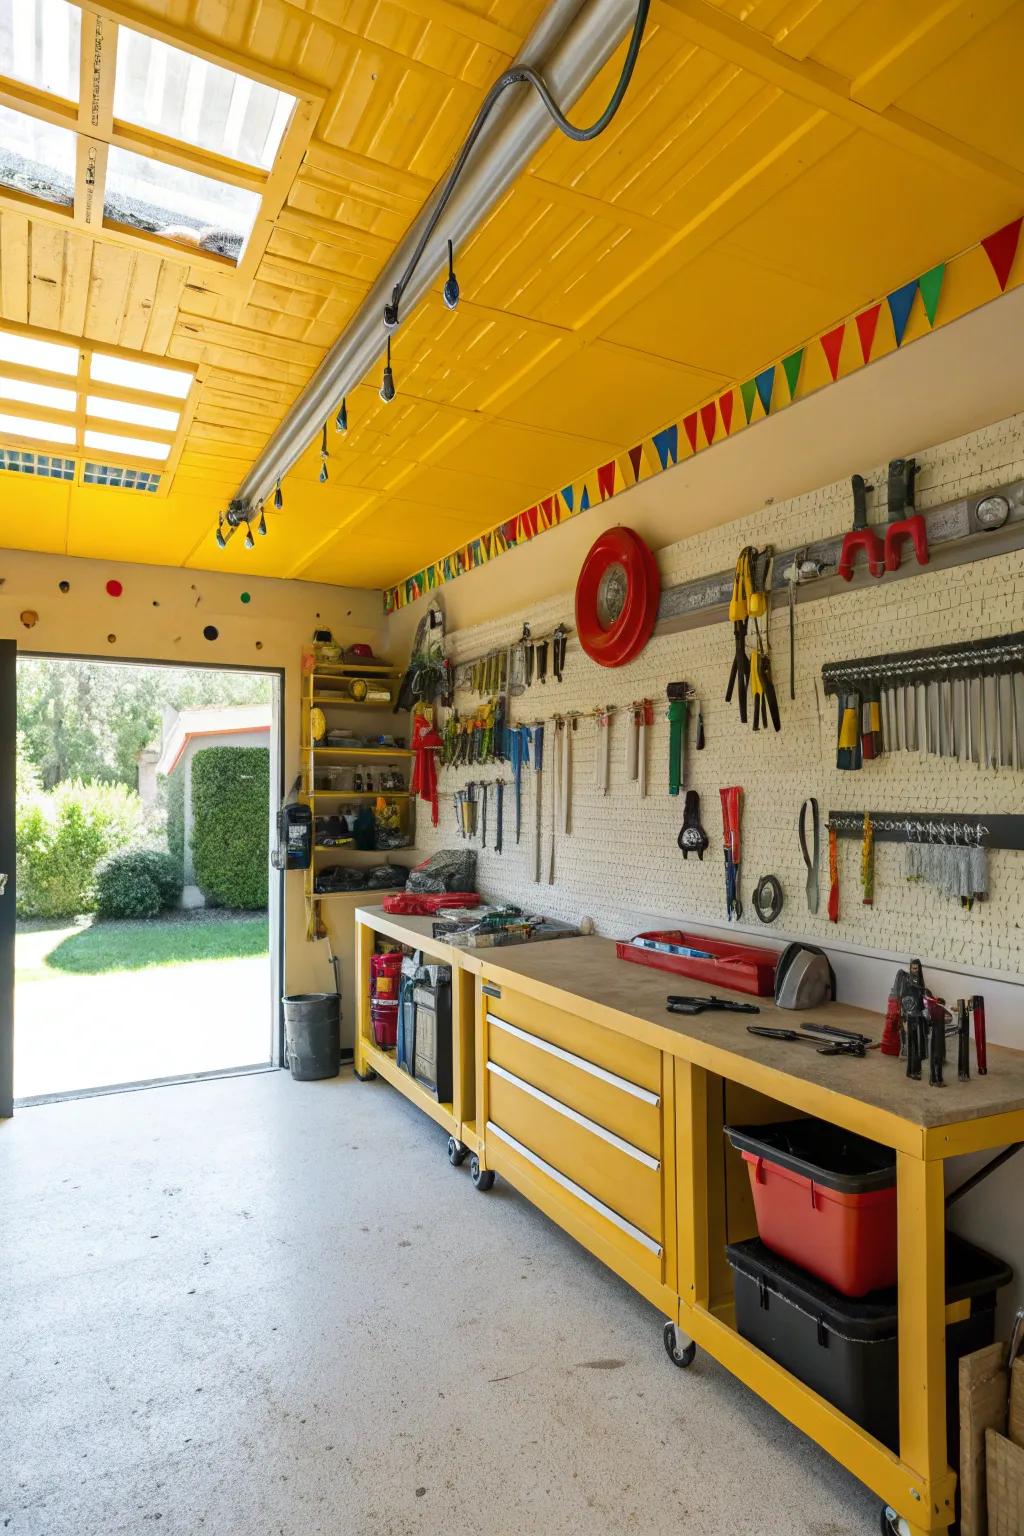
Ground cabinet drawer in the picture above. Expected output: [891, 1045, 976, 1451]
[487, 1065, 662, 1241]
[480, 982, 660, 1093]
[486, 1010, 662, 1158]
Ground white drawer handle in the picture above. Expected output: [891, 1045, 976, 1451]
[487, 1122, 663, 1257]
[486, 1013, 659, 1106]
[487, 1062, 660, 1170]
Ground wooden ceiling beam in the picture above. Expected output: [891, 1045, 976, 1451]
[656, 0, 1024, 192]
[848, 0, 1020, 112]
[770, 0, 864, 62]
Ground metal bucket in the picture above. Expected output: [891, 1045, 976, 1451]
[283, 992, 340, 1080]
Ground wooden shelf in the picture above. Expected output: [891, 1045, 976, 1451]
[311, 694, 394, 708]
[361, 1041, 458, 1136]
[312, 846, 418, 861]
[312, 746, 412, 758]
[309, 790, 410, 801]
[312, 663, 399, 678]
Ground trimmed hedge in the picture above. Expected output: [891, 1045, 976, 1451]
[165, 770, 185, 869]
[190, 746, 269, 910]
[95, 849, 183, 920]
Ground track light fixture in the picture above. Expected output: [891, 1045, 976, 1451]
[215, 499, 256, 550]
[274, 478, 283, 510]
[443, 239, 460, 310]
[215, 517, 227, 549]
[335, 397, 348, 433]
[257, 506, 267, 537]
[380, 335, 396, 403]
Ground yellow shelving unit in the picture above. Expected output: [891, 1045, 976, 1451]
[300, 657, 416, 941]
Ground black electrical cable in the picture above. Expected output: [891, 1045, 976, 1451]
[384, 0, 651, 330]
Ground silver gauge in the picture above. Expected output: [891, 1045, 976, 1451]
[974, 494, 1010, 530]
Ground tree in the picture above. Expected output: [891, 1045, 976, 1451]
[17, 659, 271, 790]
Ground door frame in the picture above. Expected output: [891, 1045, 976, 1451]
[13, 651, 286, 1102]
[0, 639, 14, 1118]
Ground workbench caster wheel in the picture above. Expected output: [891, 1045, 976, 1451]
[880, 1506, 912, 1536]
[663, 1321, 697, 1369]
[470, 1155, 495, 1192]
[353, 1066, 376, 1082]
[447, 1136, 467, 1167]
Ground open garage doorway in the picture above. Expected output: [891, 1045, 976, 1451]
[13, 656, 282, 1103]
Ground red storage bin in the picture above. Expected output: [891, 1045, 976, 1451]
[616, 929, 778, 997]
[371, 1000, 398, 1049]
[725, 1119, 897, 1297]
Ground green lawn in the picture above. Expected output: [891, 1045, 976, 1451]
[36, 913, 269, 976]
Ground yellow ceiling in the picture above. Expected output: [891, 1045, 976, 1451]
[2, 0, 1024, 589]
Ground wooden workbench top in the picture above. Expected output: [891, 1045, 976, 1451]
[354, 908, 1024, 1139]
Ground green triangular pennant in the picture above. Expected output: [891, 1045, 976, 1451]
[740, 378, 757, 425]
[782, 348, 804, 401]
[919, 263, 945, 326]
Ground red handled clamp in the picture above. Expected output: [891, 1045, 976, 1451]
[837, 474, 883, 581]
[882, 457, 929, 572]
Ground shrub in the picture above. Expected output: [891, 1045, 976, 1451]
[16, 779, 148, 919]
[165, 771, 185, 870]
[95, 848, 182, 920]
[190, 746, 269, 910]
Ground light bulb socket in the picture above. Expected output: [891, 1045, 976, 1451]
[257, 509, 267, 537]
[335, 397, 348, 433]
[244, 525, 255, 550]
[443, 239, 459, 310]
[273, 480, 283, 510]
[382, 300, 399, 332]
[379, 335, 395, 402]
[319, 461, 329, 483]
[215, 523, 227, 549]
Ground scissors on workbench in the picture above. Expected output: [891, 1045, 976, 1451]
[666, 995, 761, 1016]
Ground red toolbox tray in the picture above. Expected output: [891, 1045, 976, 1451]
[725, 1119, 897, 1297]
[616, 929, 779, 997]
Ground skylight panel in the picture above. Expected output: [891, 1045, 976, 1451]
[86, 395, 180, 432]
[0, 375, 75, 412]
[84, 429, 171, 461]
[102, 145, 261, 262]
[88, 353, 193, 399]
[0, 0, 80, 103]
[0, 412, 74, 445]
[0, 104, 75, 207]
[113, 28, 296, 171]
[0, 331, 78, 376]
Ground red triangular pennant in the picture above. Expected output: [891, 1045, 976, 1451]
[820, 323, 845, 382]
[700, 401, 717, 446]
[628, 443, 643, 480]
[540, 495, 556, 527]
[719, 390, 734, 436]
[682, 412, 698, 454]
[855, 304, 881, 364]
[596, 461, 616, 501]
[981, 217, 1022, 292]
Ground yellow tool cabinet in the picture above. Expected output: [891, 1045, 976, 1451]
[353, 908, 1024, 1536]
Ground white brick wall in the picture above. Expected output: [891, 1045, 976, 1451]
[417, 413, 1024, 981]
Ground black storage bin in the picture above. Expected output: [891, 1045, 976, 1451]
[726, 1233, 1011, 1455]
[395, 956, 452, 1103]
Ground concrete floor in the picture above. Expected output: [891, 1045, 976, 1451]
[0, 1070, 879, 1536]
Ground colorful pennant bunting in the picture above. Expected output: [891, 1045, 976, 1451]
[754, 367, 774, 415]
[981, 217, 1022, 292]
[855, 304, 881, 364]
[782, 349, 803, 400]
[385, 214, 1020, 612]
[887, 279, 918, 347]
[820, 324, 845, 382]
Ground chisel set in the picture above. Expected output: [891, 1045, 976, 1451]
[823, 630, 1024, 770]
[441, 697, 506, 766]
[453, 780, 505, 852]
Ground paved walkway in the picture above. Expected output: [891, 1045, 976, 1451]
[14, 926, 271, 1100]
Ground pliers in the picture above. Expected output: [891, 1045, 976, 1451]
[667, 994, 761, 1016]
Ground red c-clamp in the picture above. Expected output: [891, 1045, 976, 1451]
[837, 474, 883, 581]
[882, 457, 929, 572]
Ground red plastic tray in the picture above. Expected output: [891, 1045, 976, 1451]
[616, 929, 779, 997]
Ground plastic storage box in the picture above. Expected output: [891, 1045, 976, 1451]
[726, 1234, 1011, 1453]
[725, 1118, 898, 1297]
[616, 930, 778, 996]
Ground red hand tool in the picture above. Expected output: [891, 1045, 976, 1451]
[882, 457, 929, 572]
[837, 474, 883, 581]
[972, 994, 988, 1075]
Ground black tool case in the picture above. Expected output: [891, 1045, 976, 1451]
[726, 1234, 1010, 1454]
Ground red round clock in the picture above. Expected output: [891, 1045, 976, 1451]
[575, 527, 660, 667]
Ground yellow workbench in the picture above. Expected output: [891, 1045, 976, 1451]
[352, 909, 1024, 1536]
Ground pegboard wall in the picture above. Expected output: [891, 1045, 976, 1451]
[417, 411, 1024, 980]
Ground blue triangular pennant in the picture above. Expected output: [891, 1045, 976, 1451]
[652, 424, 678, 471]
[579, 486, 591, 512]
[561, 484, 574, 512]
[887, 279, 918, 346]
[754, 367, 775, 415]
